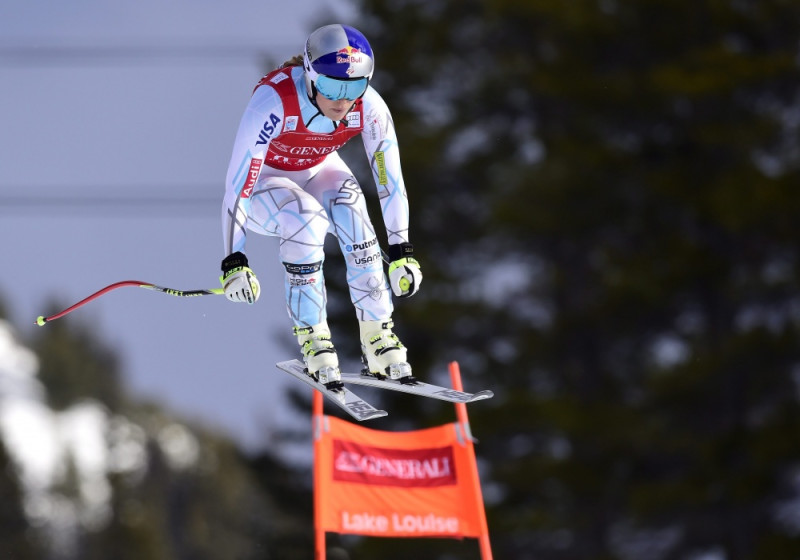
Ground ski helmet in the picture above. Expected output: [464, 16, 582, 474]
[303, 24, 374, 101]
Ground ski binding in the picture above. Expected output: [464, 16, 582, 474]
[275, 360, 387, 421]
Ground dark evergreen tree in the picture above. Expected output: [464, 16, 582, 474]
[247, 449, 315, 558]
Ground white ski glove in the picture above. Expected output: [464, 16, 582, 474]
[387, 243, 422, 298]
[220, 251, 260, 304]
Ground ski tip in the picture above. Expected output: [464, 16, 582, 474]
[35, 316, 47, 327]
[468, 390, 494, 402]
[363, 410, 389, 421]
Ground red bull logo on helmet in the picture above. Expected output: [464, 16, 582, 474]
[337, 45, 364, 65]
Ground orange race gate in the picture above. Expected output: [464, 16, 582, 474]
[312, 362, 493, 559]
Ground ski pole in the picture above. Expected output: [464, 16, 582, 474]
[35, 280, 223, 326]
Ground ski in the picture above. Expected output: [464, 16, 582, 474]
[275, 360, 388, 421]
[340, 371, 494, 404]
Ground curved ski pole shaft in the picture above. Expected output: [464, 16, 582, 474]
[35, 280, 223, 326]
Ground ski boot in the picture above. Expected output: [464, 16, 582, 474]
[294, 322, 343, 390]
[359, 319, 416, 383]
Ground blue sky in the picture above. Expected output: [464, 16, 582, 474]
[0, 0, 359, 452]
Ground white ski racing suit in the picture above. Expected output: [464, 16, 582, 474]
[221, 65, 410, 328]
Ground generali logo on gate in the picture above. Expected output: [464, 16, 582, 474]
[333, 439, 457, 488]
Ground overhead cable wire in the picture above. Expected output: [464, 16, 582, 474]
[0, 44, 289, 67]
[0, 186, 222, 216]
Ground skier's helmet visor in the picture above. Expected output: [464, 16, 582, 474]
[315, 75, 369, 101]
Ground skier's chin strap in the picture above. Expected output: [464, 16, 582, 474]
[307, 81, 320, 109]
[306, 108, 324, 128]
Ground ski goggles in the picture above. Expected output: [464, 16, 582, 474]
[315, 75, 369, 101]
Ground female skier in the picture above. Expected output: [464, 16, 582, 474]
[218, 24, 422, 385]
